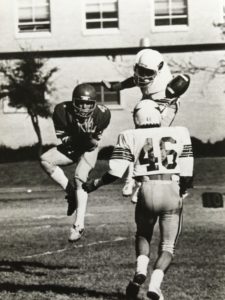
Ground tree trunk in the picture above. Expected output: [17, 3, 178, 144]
[30, 113, 43, 158]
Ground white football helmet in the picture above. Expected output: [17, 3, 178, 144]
[133, 99, 161, 128]
[134, 49, 164, 87]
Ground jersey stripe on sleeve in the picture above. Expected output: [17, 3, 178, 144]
[180, 144, 193, 158]
[111, 147, 134, 162]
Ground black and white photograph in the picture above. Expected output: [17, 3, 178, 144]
[0, 1, 224, 299]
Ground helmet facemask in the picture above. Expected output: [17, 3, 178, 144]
[134, 64, 157, 87]
[72, 96, 96, 118]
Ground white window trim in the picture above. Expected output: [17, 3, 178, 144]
[14, 0, 52, 38]
[151, 0, 189, 32]
[82, 0, 120, 35]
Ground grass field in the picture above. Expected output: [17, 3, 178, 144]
[0, 158, 225, 300]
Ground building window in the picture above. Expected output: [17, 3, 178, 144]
[154, 0, 188, 27]
[17, 0, 51, 33]
[90, 82, 120, 106]
[85, 0, 119, 30]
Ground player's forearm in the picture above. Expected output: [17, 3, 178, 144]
[94, 172, 118, 188]
[179, 176, 193, 197]
[102, 77, 135, 91]
[83, 172, 119, 193]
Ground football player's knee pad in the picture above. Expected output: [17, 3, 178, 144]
[40, 157, 56, 175]
[74, 176, 84, 190]
[160, 240, 175, 256]
[74, 165, 90, 187]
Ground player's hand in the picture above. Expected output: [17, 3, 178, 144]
[62, 136, 73, 146]
[101, 80, 112, 90]
[83, 179, 100, 193]
[83, 135, 99, 151]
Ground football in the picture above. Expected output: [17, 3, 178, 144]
[166, 74, 190, 99]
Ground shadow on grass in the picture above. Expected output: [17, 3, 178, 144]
[0, 260, 79, 274]
[0, 260, 125, 299]
[0, 282, 125, 299]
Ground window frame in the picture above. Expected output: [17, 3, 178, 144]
[82, 0, 120, 35]
[151, 0, 189, 32]
[89, 82, 121, 108]
[15, 0, 52, 38]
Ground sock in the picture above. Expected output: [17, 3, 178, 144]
[125, 163, 134, 183]
[74, 189, 88, 229]
[148, 269, 164, 293]
[136, 255, 149, 276]
[50, 166, 68, 190]
[65, 180, 74, 195]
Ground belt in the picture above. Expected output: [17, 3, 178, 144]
[135, 174, 179, 182]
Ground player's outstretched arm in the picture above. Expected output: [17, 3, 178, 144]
[101, 77, 135, 91]
[83, 172, 118, 193]
[101, 80, 122, 91]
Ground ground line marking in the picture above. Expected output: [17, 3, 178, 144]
[21, 237, 128, 259]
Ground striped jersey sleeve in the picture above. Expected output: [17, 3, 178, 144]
[108, 132, 134, 178]
[178, 127, 194, 177]
[180, 144, 193, 158]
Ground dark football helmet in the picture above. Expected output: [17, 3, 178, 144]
[72, 83, 97, 118]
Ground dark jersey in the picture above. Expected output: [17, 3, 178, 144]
[53, 101, 111, 153]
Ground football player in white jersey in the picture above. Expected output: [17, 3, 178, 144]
[102, 49, 190, 201]
[83, 100, 194, 300]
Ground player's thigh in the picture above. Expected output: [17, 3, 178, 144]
[140, 181, 181, 212]
[41, 147, 74, 166]
[135, 197, 158, 238]
[75, 147, 99, 182]
[159, 206, 183, 253]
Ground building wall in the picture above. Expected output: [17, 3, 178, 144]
[0, 1, 224, 148]
[0, 50, 224, 149]
[0, 0, 224, 54]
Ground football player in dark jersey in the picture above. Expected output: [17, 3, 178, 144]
[40, 83, 111, 242]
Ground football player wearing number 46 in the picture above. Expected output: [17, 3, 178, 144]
[102, 49, 190, 202]
[83, 100, 194, 300]
[40, 83, 111, 243]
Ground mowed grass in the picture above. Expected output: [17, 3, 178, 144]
[0, 158, 224, 300]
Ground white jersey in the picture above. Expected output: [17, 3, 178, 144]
[108, 126, 193, 179]
[140, 63, 172, 100]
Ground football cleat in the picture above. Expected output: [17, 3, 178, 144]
[133, 273, 146, 285]
[147, 291, 164, 300]
[65, 194, 77, 216]
[68, 225, 84, 243]
[126, 281, 140, 300]
[122, 179, 135, 197]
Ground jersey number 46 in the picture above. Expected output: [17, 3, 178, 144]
[139, 137, 177, 171]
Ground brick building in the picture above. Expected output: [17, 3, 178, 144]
[0, 0, 225, 148]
